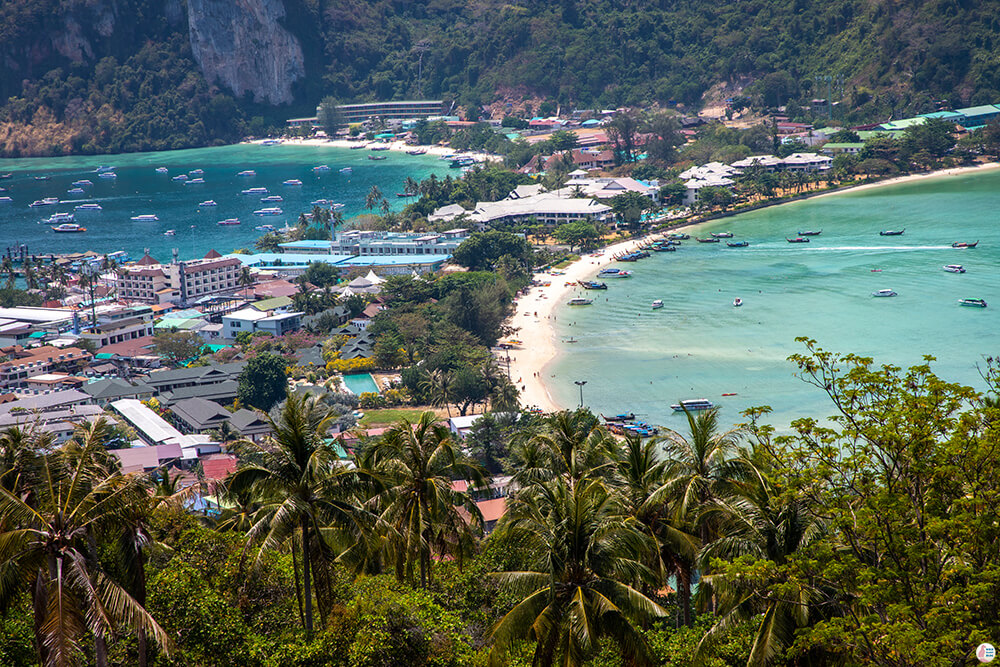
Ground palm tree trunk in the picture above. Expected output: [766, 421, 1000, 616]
[678, 567, 692, 627]
[33, 570, 47, 666]
[291, 543, 305, 627]
[136, 546, 149, 667]
[301, 519, 313, 639]
[95, 632, 108, 667]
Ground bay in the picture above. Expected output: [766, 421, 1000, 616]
[548, 169, 1000, 429]
[0, 143, 452, 261]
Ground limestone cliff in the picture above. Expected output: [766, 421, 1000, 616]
[186, 0, 305, 106]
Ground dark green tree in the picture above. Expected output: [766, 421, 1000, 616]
[236, 351, 288, 411]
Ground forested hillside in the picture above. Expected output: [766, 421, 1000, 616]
[3, 0, 1000, 156]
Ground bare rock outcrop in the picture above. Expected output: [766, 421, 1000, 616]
[186, 0, 304, 105]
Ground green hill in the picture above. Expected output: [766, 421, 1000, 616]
[2, 0, 1000, 156]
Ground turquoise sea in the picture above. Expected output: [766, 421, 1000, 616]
[0, 144, 452, 261]
[549, 169, 1000, 429]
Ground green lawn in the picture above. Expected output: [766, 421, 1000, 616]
[358, 408, 439, 427]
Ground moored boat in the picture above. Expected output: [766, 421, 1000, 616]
[943, 264, 965, 273]
[172, 174, 188, 181]
[255, 224, 276, 231]
[72, 180, 92, 187]
[312, 165, 331, 172]
[217, 218, 241, 226]
[237, 170, 256, 177]
[696, 237, 720, 243]
[184, 178, 205, 185]
[130, 214, 159, 222]
[282, 179, 303, 186]
[568, 297, 593, 306]
[733, 297, 743, 307]
[671, 399, 715, 412]
[872, 289, 897, 297]
[30, 198, 59, 207]
[198, 200, 217, 207]
[786, 237, 810, 243]
[163, 230, 176, 236]
[155, 167, 168, 174]
[261, 195, 283, 202]
[52, 223, 86, 233]
[710, 231, 733, 238]
[98, 172, 117, 179]
[75, 203, 102, 211]
[396, 192, 418, 198]
[406, 149, 427, 155]
[189, 169, 204, 175]
[578, 281, 608, 290]
[368, 155, 388, 161]
[339, 167, 353, 174]
[253, 207, 283, 216]
[668, 233, 689, 240]
[798, 230, 822, 236]
[598, 268, 632, 278]
[879, 228, 904, 236]
[652, 299, 664, 309]
[241, 187, 268, 195]
[45, 212, 75, 223]
[67, 188, 85, 195]
[952, 241, 978, 248]
[726, 241, 749, 247]
[959, 298, 987, 308]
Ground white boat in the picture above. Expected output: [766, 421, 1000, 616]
[311, 199, 332, 205]
[52, 223, 86, 233]
[241, 187, 268, 195]
[331, 202, 345, 210]
[98, 172, 117, 179]
[67, 188, 85, 195]
[94, 166, 114, 172]
[652, 299, 664, 309]
[72, 180, 92, 187]
[163, 230, 176, 236]
[184, 178, 205, 185]
[46, 212, 75, 223]
[255, 224, 276, 231]
[943, 264, 965, 273]
[260, 139, 281, 145]
[131, 214, 159, 222]
[198, 200, 217, 207]
[568, 297, 593, 306]
[597, 268, 633, 278]
[237, 170, 256, 177]
[261, 195, 283, 202]
[282, 179, 303, 186]
[172, 174, 188, 181]
[733, 297, 743, 307]
[313, 165, 331, 172]
[30, 198, 59, 207]
[189, 169, 204, 175]
[339, 167, 353, 174]
[253, 207, 283, 216]
[155, 167, 168, 174]
[0, 197, 11, 203]
[75, 203, 102, 211]
[872, 289, 897, 297]
[671, 399, 715, 412]
[217, 218, 241, 226]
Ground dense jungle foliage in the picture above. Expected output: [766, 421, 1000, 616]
[4, 0, 1000, 155]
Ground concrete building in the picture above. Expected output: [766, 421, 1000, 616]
[0, 404, 109, 443]
[110, 399, 221, 459]
[429, 187, 613, 227]
[280, 229, 470, 257]
[0, 346, 91, 389]
[117, 251, 242, 306]
[223, 307, 302, 339]
[287, 100, 446, 128]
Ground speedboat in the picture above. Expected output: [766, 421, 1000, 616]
[155, 167, 168, 174]
[786, 237, 810, 243]
[696, 237, 720, 243]
[668, 233, 690, 240]
[237, 170, 256, 177]
[67, 188, 85, 195]
[242, 187, 268, 195]
[872, 289, 897, 297]
[30, 198, 59, 207]
[199, 200, 217, 207]
[578, 281, 608, 290]
[163, 230, 176, 236]
[726, 241, 749, 247]
[952, 241, 978, 248]
[253, 207, 283, 216]
[313, 165, 331, 172]
[879, 229, 904, 236]
[75, 203, 102, 211]
[189, 169, 204, 175]
[172, 174, 188, 181]
[72, 180, 92, 187]
[943, 264, 966, 273]
[339, 167, 353, 174]
[131, 214, 159, 222]
[185, 178, 205, 185]
[217, 218, 241, 226]
[710, 231, 733, 238]
[568, 297, 593, 306]
[733, 298, 743, 307]
[652, 299, 664, 309]
[52, 223, 86, 233]
[98, 172, 117, 179]
[261, 195, 284, 202]
[671, 399, 715, 412]
[45, 212, 75, 223]
[798, 230, 822, 236]
[959, 298, 987, 308]
[282, 179, 303, 186]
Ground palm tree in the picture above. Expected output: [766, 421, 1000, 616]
[661, 407, 746, 624]
[695, 462, 827, 665]
[1, 255, 14, 289]
[403, 176, 419, 195]
[239, 266, 255, 299]
[364, 185, 385, 212]
[490, 476, 667, 667]
[226, 392, 362, 638]
[0, 418, 171, 666]
[362, 411, 485, 587]
[518, 410, 617, 485]
[420, 368, 454, 417]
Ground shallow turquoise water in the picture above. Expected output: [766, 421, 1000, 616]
[342, 373, 380, 395]
[549, 170, 1000, 429]
[0, 144, 451, 261]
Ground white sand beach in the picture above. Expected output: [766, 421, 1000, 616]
[257, 137, 504, 162]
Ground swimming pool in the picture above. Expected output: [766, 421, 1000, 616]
[342, 373, 380, 395]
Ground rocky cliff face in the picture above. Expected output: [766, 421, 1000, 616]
[186, 0, 305, 106]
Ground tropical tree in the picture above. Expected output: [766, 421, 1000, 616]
[226, 392, 361, 638]
[420, 368, 454, 417]
[239, 266, 255, 299]
[365, 185, 386, 212]
[490, 476, 667, 666]
[360, 411, 486, 588]
[0, 419, 171, 666]
[514, 409, 617, 486]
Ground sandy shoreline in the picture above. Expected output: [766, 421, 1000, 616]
[507, 160, 1000, 412]
[254, 137, 504, 163]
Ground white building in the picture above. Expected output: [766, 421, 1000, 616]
[430, 186, 614, 227]
[223, 308, 303, 339]
[117, 250, 242, 305]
